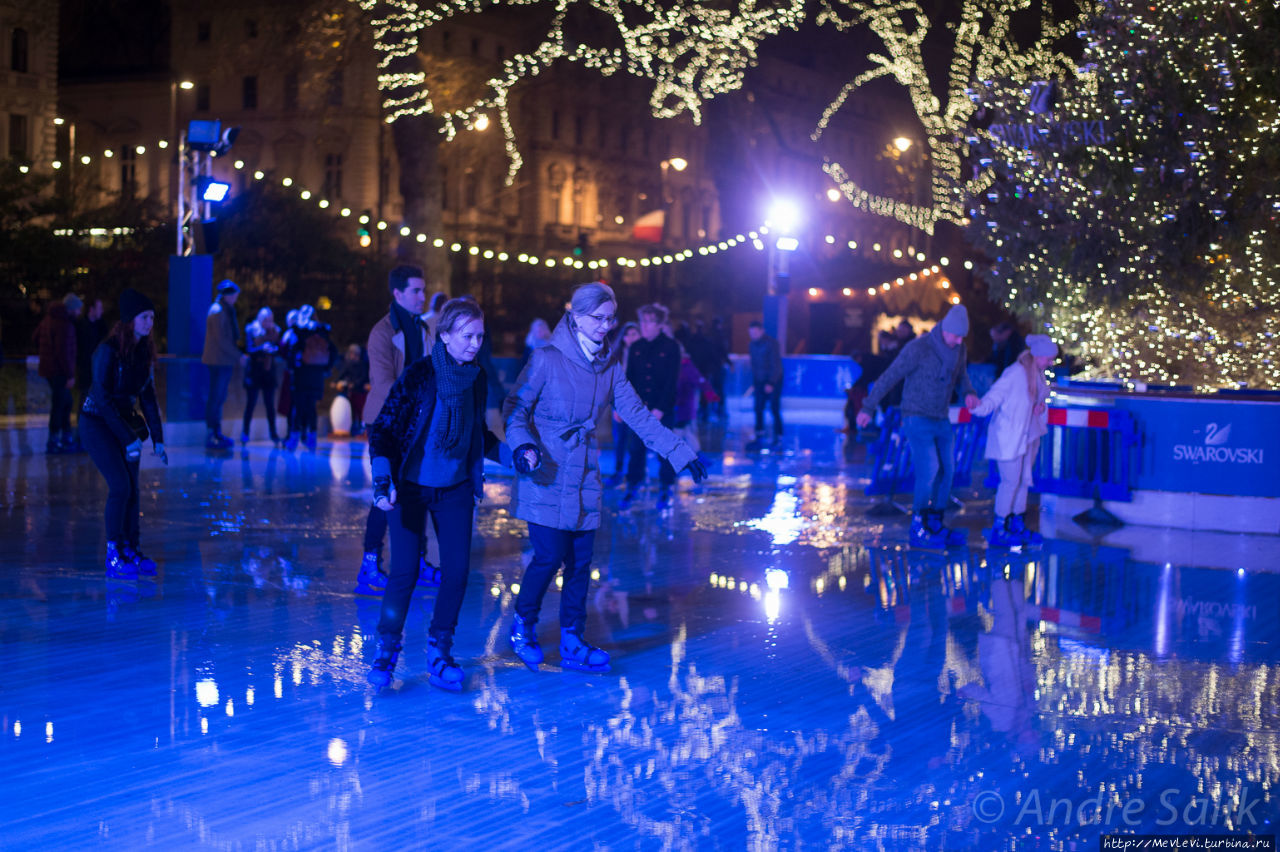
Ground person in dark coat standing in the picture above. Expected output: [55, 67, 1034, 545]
[283, 304, 337, 451]
[687, 320, 729, 422]
[35, 294, 80, 454]
[241, 307, 282, 445]
[621, 303, 683, 511]
[365, 299, 508, 692]
[79, 289, 168, 579]
[201, 280, 242, 449]
[748, 320, 784, 449]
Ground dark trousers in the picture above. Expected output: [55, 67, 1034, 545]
[515, 523, 596, 632]
[80, 413, 141, 547]
[612, 419, 632, 477]
[363, 504, 388, 554]
[753, 382, 783, 438]
[205, 365, 233, 432]
[376, 480, 475, 642]
[47, 376, 73, 438]
[626, 430, 675, 488]
[242, 382, 279, 439]
[292, 389, 321, 436]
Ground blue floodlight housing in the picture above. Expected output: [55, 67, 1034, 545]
[197, 177, 231, 203]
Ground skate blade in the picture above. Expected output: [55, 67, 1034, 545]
[559, 661, 612, 674]
[428, 675, 464, 692]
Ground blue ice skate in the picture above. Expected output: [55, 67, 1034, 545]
[1008, 514, 1044, 547]
[425, 635, 465, 692]
[984, 517, 1024, 549]
[352, 552, 387, 595]
[509, 614, 543, 671]
[366, 637, 402, 689]
[560, 628, 611, 673]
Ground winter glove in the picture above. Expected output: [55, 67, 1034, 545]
[683, 455, 708, 483]
[514, 443, 542, 474]
[373, 475, 397, 510]
[153, 442, 168, 466]
[124, 439, 143, 461]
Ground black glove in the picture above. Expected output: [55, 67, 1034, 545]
[514, 443, 542, 474]
[373, 475, 393, 505]
[683, 455, 708, 483]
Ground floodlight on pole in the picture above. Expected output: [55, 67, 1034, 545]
[765, 198, 802, 235]
[196, 177, 231, 203]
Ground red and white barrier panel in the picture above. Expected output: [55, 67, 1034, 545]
[1046, 408, 1113, 429]
[1031, 605, 1102, 633]
[949, 406, 974, 424]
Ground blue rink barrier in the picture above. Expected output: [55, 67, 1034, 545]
[865, 406, 989, 498]
[1034, 406, 1139, 501]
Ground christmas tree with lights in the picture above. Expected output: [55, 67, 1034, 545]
[966, 0, 1280, 389]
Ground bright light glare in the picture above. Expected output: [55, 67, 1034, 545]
[894, 136, 913, 152]
[766, 199, 802, 234]
[775, 236, 799, 252]
[826, 188, 841, 202]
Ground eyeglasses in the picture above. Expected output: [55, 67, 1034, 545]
[581, 312, 617, 327]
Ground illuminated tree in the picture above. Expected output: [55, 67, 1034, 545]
[967, 0, 1280, 388]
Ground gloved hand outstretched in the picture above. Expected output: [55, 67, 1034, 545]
[683, 455, 708, 483]
[514, 443, 542, 474]
[373, 475, 397, 510]
[153, 442, 168, 466]
[124, 439, 143, 461]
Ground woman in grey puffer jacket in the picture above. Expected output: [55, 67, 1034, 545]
[504, 282, 707, 672]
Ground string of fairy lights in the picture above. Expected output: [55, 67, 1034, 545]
[967, 0, 1280, 389]
[47, 130, 955, 298]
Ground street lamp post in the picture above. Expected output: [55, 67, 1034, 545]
[656, 156, 687, 301]
[764, 199, 801, 353]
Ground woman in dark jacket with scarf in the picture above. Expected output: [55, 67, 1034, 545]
[365, 299, 510, 692]
[79, 289, 168, 579]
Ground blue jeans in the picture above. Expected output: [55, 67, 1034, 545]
[902, 414, 954, 512]
[205, 365, 233, 432]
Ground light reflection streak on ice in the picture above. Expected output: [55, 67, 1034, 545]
[706, 476, 856, 549]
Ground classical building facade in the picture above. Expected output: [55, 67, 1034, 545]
[1, 1, 57, 168]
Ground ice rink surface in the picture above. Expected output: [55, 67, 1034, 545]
[2, 424, 1276, 850]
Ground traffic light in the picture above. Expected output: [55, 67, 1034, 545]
[357, 209, 372, 248]
[573, 231, 588, 257]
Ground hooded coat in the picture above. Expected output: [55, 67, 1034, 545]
[504, 315, 697, 531]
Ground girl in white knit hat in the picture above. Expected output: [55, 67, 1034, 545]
[968, 334, 1059, 547]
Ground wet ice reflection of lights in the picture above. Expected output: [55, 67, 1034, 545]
[246, 686, 255, 706]
[12, 721, 19, 737]
[742, 487, 802, 546]
[45, 721, 52, 743]
[764, 589, 782, 622]
[196, 678, 219, 708]
[327, 738, 349, 767]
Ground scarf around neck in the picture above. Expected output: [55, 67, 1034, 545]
[430, 339, 479, 450]
[391, 301, 425, 366]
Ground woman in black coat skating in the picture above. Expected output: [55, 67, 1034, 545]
[79, 288, 168, 579]
[364, 298, 514, 692]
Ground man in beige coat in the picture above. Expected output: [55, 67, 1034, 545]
[201, 280, 242, 449]
[354, 265, 434, 595]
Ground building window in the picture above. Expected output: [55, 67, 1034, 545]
[323, 153, 343, 199]
[326, 69, 343, 107]
[8, 113, 28, 160]
[283, 72, 298, 111]
[245, 19, 258, 38]
[11, 28, 28, 73]
[242, 76, 257, 110]
[119, 147, 138, 197]
[197, 21, 210, 43]
[196, 82, 210, 112]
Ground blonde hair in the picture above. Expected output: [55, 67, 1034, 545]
[570, 282, 616, 315]
[437, 298, 484, 336]
[1017, 349, 1043, 401]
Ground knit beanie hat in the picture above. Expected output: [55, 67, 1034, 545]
[939, 304, 970, 336]
[1026, 334, 1059, 359]
[63, 293, 84, 314]
[119, 288, 155, 322]
[216, 279, 240, 295]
